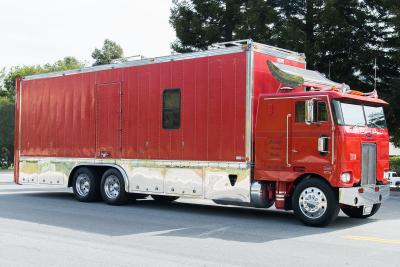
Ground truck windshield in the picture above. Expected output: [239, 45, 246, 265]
[332, 100, 387, 128]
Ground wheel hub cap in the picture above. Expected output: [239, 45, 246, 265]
[299, 187, 327, 219]
[104, 175, 120, 199]
[76, 174, 90, 197]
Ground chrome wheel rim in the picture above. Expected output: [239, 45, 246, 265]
[104, 175, 120, 199]
[299, 187, 327, 219]
[76, 174, 90, 197]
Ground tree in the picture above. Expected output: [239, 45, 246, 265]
[169, 0, 279, 52]
[2, 57, 83, 101]
[0, 57, 83, 168]
[91, 39, 124, 66]
[170, 0, 400, 146]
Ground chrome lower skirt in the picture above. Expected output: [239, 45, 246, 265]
[18, 157, 251, 203]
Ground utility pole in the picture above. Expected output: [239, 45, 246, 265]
[374, 58, 377, 91]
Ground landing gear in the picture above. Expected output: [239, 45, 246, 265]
[292, 177, 340, 227]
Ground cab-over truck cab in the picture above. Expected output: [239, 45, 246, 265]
[255, 90, 390, 226]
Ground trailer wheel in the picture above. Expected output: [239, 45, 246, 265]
[100, 169, 128, 205]
[72, 167, 100, 202]
[341, 204, 381, 219]
[292, 177, 340, 227]
[151, 195, 179, 203]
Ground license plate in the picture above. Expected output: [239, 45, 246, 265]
[363, 205, 373, 215]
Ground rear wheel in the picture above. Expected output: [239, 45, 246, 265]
[341, 204, 381, 219]
[292, 177, 340, 227]
[100, 169, 128, 205]
[151, 195, 179, 203]
[72, 167, 100, 202]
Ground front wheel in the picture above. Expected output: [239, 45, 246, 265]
[100, 169, 128, 205]
[292, 177, 340, 227]
[341, 204, 381, 219]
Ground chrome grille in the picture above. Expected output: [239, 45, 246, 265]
[361, 143, 377, 185]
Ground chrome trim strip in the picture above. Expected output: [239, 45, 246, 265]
[286, 114, 292, 167]
[18, 80, 23, 159]
[19, 156, 249, 169]
[325, 95, 335, 164]
[245, 41, 254, 161]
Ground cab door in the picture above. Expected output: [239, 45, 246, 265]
[291, 97, 333, 171]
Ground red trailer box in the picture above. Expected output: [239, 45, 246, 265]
[14, 40, 390, 226]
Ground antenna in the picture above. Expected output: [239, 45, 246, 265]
[328, 61, 331, 79]
[374, 58, 377, 91]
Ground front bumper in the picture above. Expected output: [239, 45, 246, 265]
[339, 184, 390, 207]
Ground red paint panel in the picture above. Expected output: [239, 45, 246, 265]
[122, 68, 139, 158]
[96, 83, 121, 158]
[21, 74, 96, 158]
[20, 52, 247, 162]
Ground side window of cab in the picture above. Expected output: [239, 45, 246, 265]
[295, 100, 329, 123]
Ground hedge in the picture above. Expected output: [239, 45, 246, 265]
[0, 97, 14, 169]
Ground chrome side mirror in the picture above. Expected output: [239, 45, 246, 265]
[305, 99, 316, 124]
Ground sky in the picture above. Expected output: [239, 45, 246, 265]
[0, 0, 176, 68]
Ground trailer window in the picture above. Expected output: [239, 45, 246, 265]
[162, 89, 181, 129]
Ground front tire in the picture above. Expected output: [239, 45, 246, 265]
[341, 204, 381, 219]
[72, 167, 100, 202]
[100, 169, 128, 205]
[292, 177, 340, 227]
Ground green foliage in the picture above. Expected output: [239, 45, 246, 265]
[390, 156, 400, 174]
[170, 0, 400, 146]
[0, 57, 83, 167]
[91, 39, 124, 66]
[169, 0, 279, 52]
[2, 57, 83, 101]
[0, 97, 14, 169]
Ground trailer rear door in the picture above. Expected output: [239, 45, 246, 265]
[96, 82, 122, 159]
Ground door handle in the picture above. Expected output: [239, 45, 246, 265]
[99, 151, 111, 158]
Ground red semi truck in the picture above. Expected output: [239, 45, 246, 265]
[14, 40, 390, 226]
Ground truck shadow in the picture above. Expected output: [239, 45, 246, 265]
[0, 191, 396, 243]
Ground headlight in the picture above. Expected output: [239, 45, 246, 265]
[340, 172, 351, 183]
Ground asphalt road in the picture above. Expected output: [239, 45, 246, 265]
[0, 173, 399, 267]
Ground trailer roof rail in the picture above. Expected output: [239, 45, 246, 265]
[209, 39, 253, 49]
[210, 39, 305, 60]
[111, 55, 146, 64]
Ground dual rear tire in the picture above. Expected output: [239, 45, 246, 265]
[72, 167, 128, 205]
